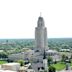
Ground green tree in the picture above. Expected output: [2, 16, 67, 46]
[49, 66, 56, 72]
[0, 52, 8, 58]
[61, 54, 66, 62]
[47, 56, 53, 66]
[17, 60, 24, 66]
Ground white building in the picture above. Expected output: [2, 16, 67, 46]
[35, 15, 48, 52]
[46, 49, 58, 56]
[31, 15, 48, 72]
[1, 63, 35, 72]
[0, 70, 17, 72]
[1, 63, 20, 71]
[60, 49, 70, 52]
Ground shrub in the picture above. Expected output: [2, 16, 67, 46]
[17, 60, 24, 66]
[49, 66, 56, 72]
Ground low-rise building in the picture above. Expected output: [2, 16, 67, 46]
[8, 49, 34, 61]
[46, 49, 58, 56]
[1, 63, 20, 71]
[60, 49, 70, 52]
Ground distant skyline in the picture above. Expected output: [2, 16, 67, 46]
[0, 0, 72, 39]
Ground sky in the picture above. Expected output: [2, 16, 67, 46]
[0, 0, 72, 39]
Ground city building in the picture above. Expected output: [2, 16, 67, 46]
[1, 63, 20, 71]
[31, 15, 48, 72]
[35, 15, 48, 52]
[8, 48, 34, 61]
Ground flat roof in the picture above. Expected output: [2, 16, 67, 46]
[2, 63, 20, 66]
[0, 70, 17, 72]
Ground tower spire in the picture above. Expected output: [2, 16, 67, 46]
[40, 12, 42, 17]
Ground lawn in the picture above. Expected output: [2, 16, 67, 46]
[52, 62, 66, 71]
[0, 60, 7, 64]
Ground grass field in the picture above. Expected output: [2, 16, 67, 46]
[0, 60, 7, 64]
[52, 62, 66, 71]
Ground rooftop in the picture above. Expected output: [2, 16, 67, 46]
[2, 63, 20, 66]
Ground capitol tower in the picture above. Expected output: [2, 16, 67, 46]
[35, 15, 48, 52]
[31, 15, 48, 72]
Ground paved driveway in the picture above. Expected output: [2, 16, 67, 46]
[58, 70, 72, 72]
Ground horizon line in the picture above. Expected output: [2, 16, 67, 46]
[0, 37, 72, 39]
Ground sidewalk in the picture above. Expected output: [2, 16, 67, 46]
[58, 70, 72, 72]
[57, 67, 72, 72]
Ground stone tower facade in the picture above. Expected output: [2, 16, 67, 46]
[31, 16, 48, 72]
[35, 16, 48, 52]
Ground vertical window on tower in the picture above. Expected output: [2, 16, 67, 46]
[41, 23, 42, 27]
